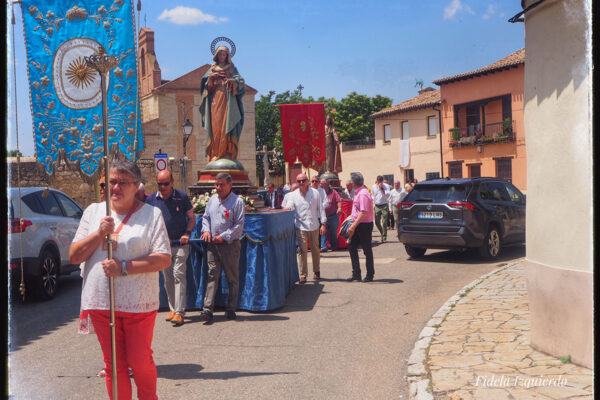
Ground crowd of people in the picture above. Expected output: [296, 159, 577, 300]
[72, 159, 418, 399]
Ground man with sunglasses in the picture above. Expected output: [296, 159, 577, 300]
[146, 170, 195, 326]
[284, 173, 327, 283]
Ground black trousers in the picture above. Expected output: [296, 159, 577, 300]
[348, 222, 374, 278]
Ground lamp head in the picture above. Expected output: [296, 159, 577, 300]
[183, 119, 193, 136]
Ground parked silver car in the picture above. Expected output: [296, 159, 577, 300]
[8, 187, 83, 300]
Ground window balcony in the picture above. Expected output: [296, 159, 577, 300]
[448, 119, 515, 148]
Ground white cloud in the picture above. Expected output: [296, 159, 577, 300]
[443, 0, 475, 20]
[482, 4, 497, 19]
[158, 6, 229, 25]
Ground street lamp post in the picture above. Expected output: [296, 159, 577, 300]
[181, 102, 194, 191]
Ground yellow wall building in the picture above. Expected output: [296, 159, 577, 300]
[338, 88, 442, 187]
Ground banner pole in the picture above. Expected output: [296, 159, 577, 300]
[86, 47, 120, 400]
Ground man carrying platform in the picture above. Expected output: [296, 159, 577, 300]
[285, 173, 327, 283]
[199, 173, 245, 322]
[146, 170, 195, 326]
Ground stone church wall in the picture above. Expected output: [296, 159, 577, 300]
[7, 156, 185, 210]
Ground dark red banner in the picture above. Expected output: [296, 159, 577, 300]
[279, 103, 326, 168]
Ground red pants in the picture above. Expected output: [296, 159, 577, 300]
[89, 310, 158, 400]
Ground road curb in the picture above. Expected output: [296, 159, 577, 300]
[405, 259, 523, 400]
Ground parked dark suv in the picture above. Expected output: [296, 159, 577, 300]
[396, 177, 525, 259]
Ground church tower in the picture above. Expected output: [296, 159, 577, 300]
[138, 27, 162, 96]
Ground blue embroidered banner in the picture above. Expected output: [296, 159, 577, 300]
[21, 0, 143, 178]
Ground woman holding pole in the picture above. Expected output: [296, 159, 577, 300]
[70, 159, 171, 400]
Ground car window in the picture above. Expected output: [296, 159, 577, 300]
[487, 182, 511, 202]
[404, 184, 467, 202]
[479, 184, 491, 200]
[38, 191, 63, 216]
[54, 192, 83, 218]
[504, 183, 525, 204]
[22, 192, 45, 214]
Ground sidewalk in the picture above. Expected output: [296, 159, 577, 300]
[407, 260, 594, 400]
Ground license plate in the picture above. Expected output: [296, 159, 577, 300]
[418, 211, 443, 219]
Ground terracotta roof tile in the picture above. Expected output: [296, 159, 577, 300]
[155, 65, 257, 94]
[370, 88, 440, 119]
[433, 48, 525, 85]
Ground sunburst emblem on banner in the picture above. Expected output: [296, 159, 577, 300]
[65, 56, 96, 89]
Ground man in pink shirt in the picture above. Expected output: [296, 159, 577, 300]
[346, 172, 375, 282]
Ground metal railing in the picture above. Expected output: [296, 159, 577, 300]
[448, 120, 515, 148]
[341, 136, 375, 151]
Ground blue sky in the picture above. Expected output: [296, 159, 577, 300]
[7, 0, 524, 156]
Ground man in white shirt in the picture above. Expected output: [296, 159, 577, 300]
[371, 175, 391, 243]
[311, 176, 329, 209]
[311, 176, 328, 252]
[388, 180, 404, 231]
[285, 173, 327, 283]
[281, 183, 298, 209]
[343, 180, 355, 200]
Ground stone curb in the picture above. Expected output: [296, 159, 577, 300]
[406, 259, 523, 400]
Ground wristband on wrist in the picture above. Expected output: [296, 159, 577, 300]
[121, 260, 128, 276]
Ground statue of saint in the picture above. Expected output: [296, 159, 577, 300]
[325, 114, 342, 174]
[200, 45, 245, 162]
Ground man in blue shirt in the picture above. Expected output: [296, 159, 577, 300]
[199, 173, 245, 322]
[146, 170, 195, 326]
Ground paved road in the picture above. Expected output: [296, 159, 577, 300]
[8, 231, 524, 400]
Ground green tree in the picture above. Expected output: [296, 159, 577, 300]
[255, 90, 334, 183]
[7, 149, 23, 157]
[334, 92, 392, 142]
[254, 90, 390, 183]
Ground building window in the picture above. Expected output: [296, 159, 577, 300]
[448, 162, 463, 178]
[469, 165, 481, 178]
[425, 172, 440, 180]
[383, 124, 391, 143]
[383, 174, 394, 185]
[402, 121, 409, 140]
[496, 158, 512, 182]
[141, 49, 146, 76]
[427, 116, 437, 136]
[404, 169, 414, 183]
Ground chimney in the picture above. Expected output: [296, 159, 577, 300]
[419, 87, 435, 95]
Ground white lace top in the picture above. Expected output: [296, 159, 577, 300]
[74, 202, 171, 313]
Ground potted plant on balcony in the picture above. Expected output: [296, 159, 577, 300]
[482, 136, 494, 144]
[459, 130, 474, 145]
[450, 128, 462, 142]
[474, 128, 483, 144]
[502, 117, 513, 135]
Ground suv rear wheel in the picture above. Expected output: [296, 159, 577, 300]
[405, 246, 427, 258]
[479, 227, 501, 260]
[33, 249, 59, 300]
